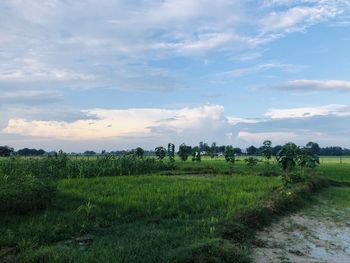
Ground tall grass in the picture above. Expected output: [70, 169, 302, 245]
[0, 173, 56, 214]
[0, 155, 174, 179]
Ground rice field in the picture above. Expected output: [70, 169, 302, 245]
[1, 156, 349, 262]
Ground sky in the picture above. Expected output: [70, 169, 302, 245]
[1, 0, 350, 152]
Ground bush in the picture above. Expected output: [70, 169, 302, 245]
[280, 172, 306, 188]
[244, 157, 258, 167]
[0, 174, 56, 214]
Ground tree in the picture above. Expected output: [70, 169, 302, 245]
[178, 143, 189, 162]
[224, 146, 235, 163]
[192, 146, 201, 162]
[262, 140, 272, 161]
[84, 150, 96, 155]
[276, 142, 300, 171]
[135, 147, 144, 158]
[272, 145, 283, 156]
[209, 142, 217, 158]
[306, 142, 320, 155]
[0, 146, 13, 157]
[167, 143, 175, 161]
[155, 146, 166, 160]
[234, 148, 242, 155]
[298, 148, 320, 171]
[17, 148, 45, 156]
[247, 145, 258, 156]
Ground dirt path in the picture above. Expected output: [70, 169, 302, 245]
[253, 187, 350, 263]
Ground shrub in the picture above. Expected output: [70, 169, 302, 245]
[224, 146, 235, 163]
[192, 146, 201, 162]
[244, 157, 258, 167]
[0, 174, 56, 214]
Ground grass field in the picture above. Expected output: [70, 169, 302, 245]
[1, 156, 350, 262]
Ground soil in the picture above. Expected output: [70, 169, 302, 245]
[253, 188, 350, 263]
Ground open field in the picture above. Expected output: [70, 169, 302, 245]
[1, 156, 350, 262]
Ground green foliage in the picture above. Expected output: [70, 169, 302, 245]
[0, 174, 56, 214]
[178, 143, 189, 162]
[155, 146, 167, 160]
[298, 148, 320, 169]
[306, 141, 320, 155]
[280, 171, 305, 187]
[276, 142, 321, 187]
[244, 157, 258, 167]
[3, 152, 347, 263]
[262, 140, 272, 161]
[0, 155, 172, 179]
[246, 145, 258, 156]
[224, 146, 235, 163]
[167, 143, 175, 162]
[192, 146, 201, 162]
[0, 174, 280, 263]
[135, 147, 144, 158]
[276, 142, 300, 171]
[0, 146, 13, 157]
[76, 200, 97, 218]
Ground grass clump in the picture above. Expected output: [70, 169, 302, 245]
[0, 174, 56, 214]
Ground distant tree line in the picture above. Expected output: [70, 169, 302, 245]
[246, 142, 350, 156]
[1, 141, 350, 157]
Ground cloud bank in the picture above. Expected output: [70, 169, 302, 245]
[2, 104, 350, 150]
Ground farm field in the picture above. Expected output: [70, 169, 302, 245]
[1, 156, 350, 262]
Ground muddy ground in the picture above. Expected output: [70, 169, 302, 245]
[253, 187, 350, 263]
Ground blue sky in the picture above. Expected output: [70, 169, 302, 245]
[1, 0, 350, 151]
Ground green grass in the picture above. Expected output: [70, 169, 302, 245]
[1, 156, 350, 262]
[1, 175, 280, 263]
[316, 187, 350, 209]
[317, 163, 350, 183]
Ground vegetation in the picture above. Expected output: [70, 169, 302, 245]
[1, 141, 350, 262]
[0, 155, 173, 179]
[155, 146, 167, 160]
[262, 140, 272, 162]
[224, 146, 235, 163]
[167, 143, 175, 162]
[245, 157, 258, 167]
[178, 143, 190, 162]
[135, 147, 144, 158]
[191, 146, 201, 162]
[0, 174, 56, 215]
[0, 146, 13, 157]
[1, 173, 280, 263]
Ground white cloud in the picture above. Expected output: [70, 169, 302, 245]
[0, 58, 95, 82]
[276, 79, 350, 91]
[0, 90, 62, 104]
[265, 104, 350, 119]
[0, 0, 349, 94]
[221, 62, 303, 77]
[238, 131, 297, 144]
[261, 6, 340, 32]
[2, 105, 230, 140]
[2, 103, 350, 149]
[227, 116, 263, 125]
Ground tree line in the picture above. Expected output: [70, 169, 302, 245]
[1, 141, 350, 157]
